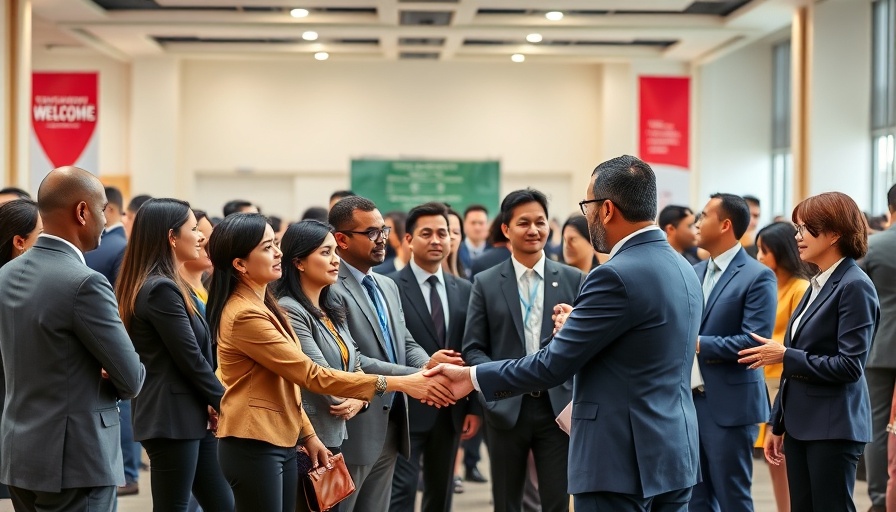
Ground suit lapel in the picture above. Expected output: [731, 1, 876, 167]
[499, 260, 526, 345]
[701, 249, 745, 324]
[791, 260, 853, 343]
[784, 286, 813, 347]
[540, 261, 560, 340]
[445, 276, 463, 344]
[338, 265, 388, 352]
[400, 267, 438, 342]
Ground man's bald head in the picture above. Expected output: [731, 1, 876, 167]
[36, 167, 107, 252]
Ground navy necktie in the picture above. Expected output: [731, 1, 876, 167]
[427, 275, 447, 348]
[361, 275, 398, 363]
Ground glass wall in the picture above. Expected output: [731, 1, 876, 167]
[771, 40, 792, 217]
[872, 0, 896, 214]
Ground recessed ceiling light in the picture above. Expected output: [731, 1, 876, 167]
[545, 11, 564, 21]
[302, 31, 318, 41]
[290, 8, 309, 18]
[511, 53, 525, 63]
[526, 33, 543, 43]
[314, 52, 329, 61]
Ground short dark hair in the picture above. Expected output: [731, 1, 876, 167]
[127, 194, 152, 214]
[709, 193, 751, 239]
[792, 192, 868, 259]
[743, 195, 761, 208]
[463, 204, 488, 219]
[406, 202, 449, 235]
[657, 205, 693, 231]
[0, 199, 40, 267]
[0, 187, 31, 200]
[385, 211, 408, 239]
[887, 183, 896, 211]
[329, 190, 355, 203]
[223, 199, 256, 217]
[301, 206, 329, 222]
[756, 222, 812, 279]
[591, 155, 657, 222]
[104, 186, 123, 211]
[500, 189, 548, 225]
[328, 195, 377, 231]
[194, 209, 208, 223]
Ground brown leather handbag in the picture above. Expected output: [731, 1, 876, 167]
[297, 447, 355, 511]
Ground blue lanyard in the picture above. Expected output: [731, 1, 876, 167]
[519, 277, 541, 321]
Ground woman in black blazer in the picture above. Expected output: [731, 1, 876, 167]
[116, 198, 234, 511]
[739, 192, 880, 512]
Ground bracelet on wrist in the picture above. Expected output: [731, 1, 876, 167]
[375, 375, 387, 396]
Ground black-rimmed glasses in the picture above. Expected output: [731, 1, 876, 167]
[579, 198, 609, 216]
[339, 227, 392, 241]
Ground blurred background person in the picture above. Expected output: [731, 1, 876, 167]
[753, 221, 812, 512]
[741, 192, 879, 512]
[741, 195, 761, 258]
[116, 198, 233, 511]
[0, 187, 31, 205]
[123, 194, 153, 239]
[469, 217, 512, 279]
[275, 219, 369, 512]
[458, 205, 489, 279]
[443, 207, 465, 278]
[268, 215, 287, 246]
[658, 204, 700, 265]
[329, 190, 356, 211]
[561, 215, 599, 274]
[373, 211, 409, 274]
[301, 206, 329, 223]
[181, 209, 215, 314]
[222, 199, 258, 217]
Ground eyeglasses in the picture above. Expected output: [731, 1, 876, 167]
[794, 223, 808, 238]
[339, 226, 392, 241]
[579, 198, 609, 216]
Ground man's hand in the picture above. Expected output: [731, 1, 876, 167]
[423, 363, 474, 401]
[424, 349, 465, 370]
[552, 303, 573, 334]
[392, 372, 456, 408]
[461, 414, 481, 440]
[207, 406, 219, 433]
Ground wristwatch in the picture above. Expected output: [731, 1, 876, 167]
[375, 375, 387, 396]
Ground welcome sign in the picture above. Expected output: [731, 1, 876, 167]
[30, 72, 99, 189]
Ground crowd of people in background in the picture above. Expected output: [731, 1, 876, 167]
[0, 163, 894, 512]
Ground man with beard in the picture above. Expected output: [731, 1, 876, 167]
[461, 188, 583, 512]
[328, 196, 463, 512]
[427, 155, 703, 511]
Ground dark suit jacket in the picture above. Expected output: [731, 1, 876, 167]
[860, 226, 896, 369]
[0, 236, 145, 492]
[389, 265, 480, 434]
[771, 259, 878, 442]
[463, 257, 582, 430]
[129, 275, 224, 441]
[470, 246, 511, 279]
[694, 247, 776, 426]
[84, 225, 127, 286]
[475, 229, 703, 497]
[331, 262, 430, 466]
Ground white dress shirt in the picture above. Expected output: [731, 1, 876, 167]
[38, 234, 86, 265]
[409, 259, 450, 329]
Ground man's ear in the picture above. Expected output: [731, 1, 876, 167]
[333, 231, 349, 250]
[75, 201, 89, 227]
[404, 233, 413, 245]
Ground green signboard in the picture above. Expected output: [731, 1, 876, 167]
[350, 159, 500, 214]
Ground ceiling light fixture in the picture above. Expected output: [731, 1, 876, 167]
[545, 11, 564, 21]
[526, 33, 543, 43]
[511, 53, 525, 63]
[302, 31, 319, 41]
[290, 8, 309, 18]
[314, 52, 329, 61]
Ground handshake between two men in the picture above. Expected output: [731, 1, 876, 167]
[402, 302, 574, 408]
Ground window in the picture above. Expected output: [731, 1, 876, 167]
[771, 40, 792, 218]
[871, 0, 896, 215]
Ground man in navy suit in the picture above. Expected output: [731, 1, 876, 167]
[427, 155, 704, 511]
[689, 193, 776, 512]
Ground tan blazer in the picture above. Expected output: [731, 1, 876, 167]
[216, 283, 377, 448]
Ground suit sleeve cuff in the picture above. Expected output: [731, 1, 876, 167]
[470, 366, 482, 392]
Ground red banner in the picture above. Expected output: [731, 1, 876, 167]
[639, 76, 689, 169]
[32, 72, 98, 168]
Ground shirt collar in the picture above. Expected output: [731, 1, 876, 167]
[608, 226, 662, 259]
[464, 238, 486, 253]
[38, 234, 86, 265]
[510, 252, 546, 282]
[710, 242, 742, 274]
[104, 222, 124, 234]
[811, 257, 846, 293]
[409, 258, 444, 286]
[342, 260, 372, 286]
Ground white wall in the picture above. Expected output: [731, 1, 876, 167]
[179, 59, 603, 219]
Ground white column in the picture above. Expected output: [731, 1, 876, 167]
[129, 56, 181, 198]
[2, 0, 32, 190]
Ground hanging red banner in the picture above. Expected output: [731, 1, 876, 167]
[32, 72, 99, 168]
[639, 76, 689, 169]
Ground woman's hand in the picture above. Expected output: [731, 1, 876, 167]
[302, 435, 332, 469]
[330, 398, 366, 421]
[764, 431, 785, 466]
[390, 371, 457, 407]
[207, 405, 219, 433]
[737, 333, 786, 369]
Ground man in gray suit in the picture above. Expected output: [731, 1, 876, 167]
[328, 196, 462, 512]
[0, 167, 145, 511]
[860, 183, 896, 512]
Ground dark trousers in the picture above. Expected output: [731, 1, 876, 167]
[486, 394, 570, 512]
[462, 429, 483, 470]
[9, 485, 116, 512]
[390, 408, 461, 512]
[119, 399, 142, 484]
[575, 487, 692, 512]
[142, 432, 234, 512]
[784, 435, 864, 512]
[865, 368, 896, 507]
[218, 437, 297, 512]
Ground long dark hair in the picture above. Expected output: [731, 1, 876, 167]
[0, 199, 39, 267]
[206, 213, 290, 341]
[274, 220, 347, 325]
[116, 198, 197, 330]
[756, 222, 812, 280]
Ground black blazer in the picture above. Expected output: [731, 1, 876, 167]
[389, 266, 481, 433]
[129, 274, 224, 441]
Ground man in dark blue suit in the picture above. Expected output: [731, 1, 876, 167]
[689, 193, 776, 512]
[427, 155, 704, 511]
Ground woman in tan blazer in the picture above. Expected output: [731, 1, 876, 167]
[206, 213, 453, 512]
